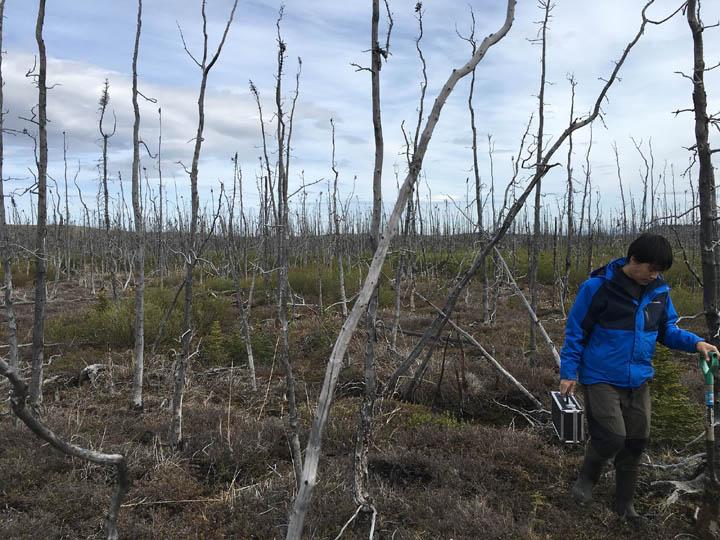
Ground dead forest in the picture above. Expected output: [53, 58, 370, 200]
[2, 0, 720, 539]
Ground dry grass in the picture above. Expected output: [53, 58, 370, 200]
[0, 276, 706, 539]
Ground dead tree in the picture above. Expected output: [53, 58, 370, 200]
[684, 0, 720, 343]
[28, 0, 48, 405]
[685, 0, 720, 535]
[61, 132, 70, 277]
[272, 9, 304, 485]
[0, 0, 18, 421]
[285, 3, 517, 537]
[156, 107, 166, 285]
[560, 76, 577, 310]
[460, 10, 491, 323]
[353, 0, 392, 521]
[130, 0, 145, 410]
[330, 119, 348, 318]
[528, 0, 552, 362]
[225, 155, 257, 392]
[612, 141, 628, 236]
[98, 79, 118, 302]
[170, 0, 238, 449]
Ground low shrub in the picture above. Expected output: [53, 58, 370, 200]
[650, 346, 703, 448]
[47, 285, 235, 350]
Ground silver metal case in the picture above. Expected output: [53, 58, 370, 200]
[551, 391, 585, 443]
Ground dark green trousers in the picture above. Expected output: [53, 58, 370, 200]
[583, 382, 650, 462]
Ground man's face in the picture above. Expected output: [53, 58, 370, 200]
[624, 256, 663, 285]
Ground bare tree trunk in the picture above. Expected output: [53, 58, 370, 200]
[353, 0, 391, 517]
[686, 0, 720, 344]
[98, 79, 118, 303]
[130, 0, 145, 411]
[529, 0, 552, 361]
[0, 0, 19, 424]
[273, 13, 304, 486]
[613, 142, 628, 236]
[330, 119, 348, 318]
[62, 132, 70, 278]
[561, 77, 576, 311]
[285, 4, 517, 537]
[29, 0, 48, 406]
[170, 0, 238, 449]
[462, 13, 489, 323]
[686, 1, 720, 534]
[157, 107, 165, 286]
[227, 155, 257, 392]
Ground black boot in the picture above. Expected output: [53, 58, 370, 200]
[572, 444, 606, 505]
[613, 446, 643, 522]
[614, 467, 641, 521]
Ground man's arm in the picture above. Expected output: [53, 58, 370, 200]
[559, 278, 601, 394]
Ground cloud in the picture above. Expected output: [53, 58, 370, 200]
[1, 0, 718, 223]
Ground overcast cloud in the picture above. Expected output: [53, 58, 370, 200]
[2, 0, 718, 224]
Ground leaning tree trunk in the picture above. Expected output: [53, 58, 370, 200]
[28, 0, 48, 406]
[285, 3, 517, 537]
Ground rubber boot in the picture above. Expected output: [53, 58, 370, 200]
[614, 466, 641, 522]
[572, 444, 606, 505]
[613, 446, 643, 522]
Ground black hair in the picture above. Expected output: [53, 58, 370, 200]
[626, 233, 673, 270]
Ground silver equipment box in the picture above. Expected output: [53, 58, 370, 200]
[551, 391, 585, 443]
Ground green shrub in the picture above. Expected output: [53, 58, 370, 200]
[0, 260, 58, 288]
[226, 328, 276, 366]
[47, 285, 234, 350]
[202, 320, 228, 367]
[650, 346, 703, 448]
[202, 276, 234, 293]
[408, 409, 461, 429]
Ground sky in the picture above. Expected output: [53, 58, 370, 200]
[2, 0, 719, 228]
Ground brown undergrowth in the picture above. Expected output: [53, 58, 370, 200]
[0, 278, 708, 539]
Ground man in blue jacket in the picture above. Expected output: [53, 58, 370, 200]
[559, 233, 718, 520]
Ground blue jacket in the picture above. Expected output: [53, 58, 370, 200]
[560, 257, 702, 388]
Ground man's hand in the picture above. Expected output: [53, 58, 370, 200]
[697, 341, 720, 361]
[559, 379, 577, 396]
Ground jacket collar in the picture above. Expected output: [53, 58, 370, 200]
[590, 257, 667, 295]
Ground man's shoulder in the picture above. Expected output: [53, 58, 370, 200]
[579, 275, 606, 294]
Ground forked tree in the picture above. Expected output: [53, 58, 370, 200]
[169, 0, 238, 449]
